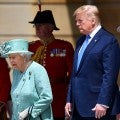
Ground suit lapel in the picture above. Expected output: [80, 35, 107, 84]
[74, 36, 85, 72]
[79, 38, 99, 69]
[77, 28, 104, 71]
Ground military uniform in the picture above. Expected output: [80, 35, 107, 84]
[29, 39, 74, 119]
[0, 57, 11, 120]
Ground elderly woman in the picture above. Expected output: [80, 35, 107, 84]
[0, 39, 53, 120]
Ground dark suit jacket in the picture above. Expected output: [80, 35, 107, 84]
[67, 27, 120, 117]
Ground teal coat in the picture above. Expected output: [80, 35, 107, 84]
[11, 61, 53, 120]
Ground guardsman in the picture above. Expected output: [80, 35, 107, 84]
[0, 57, 11, 120]
[29, 10, 74, 120]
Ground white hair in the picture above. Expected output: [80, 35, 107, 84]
[19, 53, 32, 61]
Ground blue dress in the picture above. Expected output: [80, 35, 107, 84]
[11, 61, 53, 120]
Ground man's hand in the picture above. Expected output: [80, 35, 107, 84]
[92, 104, 107, 119]
[65, 103, 72, 120]
[116, 113, 120, 120]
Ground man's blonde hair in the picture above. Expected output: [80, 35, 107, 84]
[74, 5, 100, 24]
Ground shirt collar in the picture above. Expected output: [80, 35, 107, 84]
[87, 25, 101, 43]
[89, 25, 102, 39]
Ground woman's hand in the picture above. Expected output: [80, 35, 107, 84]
[19, 108, 29, 120]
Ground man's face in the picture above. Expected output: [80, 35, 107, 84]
[75, 12, 95, 35]
[34, 23, 53, 38]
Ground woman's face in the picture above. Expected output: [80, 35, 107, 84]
[8, 53, 25, 71]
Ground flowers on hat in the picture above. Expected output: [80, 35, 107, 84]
[0, 42, 11, 56]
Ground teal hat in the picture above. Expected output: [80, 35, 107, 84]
[0, 39, 33, 57]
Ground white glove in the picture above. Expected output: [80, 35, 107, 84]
[19, 108, 29, 120]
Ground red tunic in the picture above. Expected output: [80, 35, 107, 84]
[29, 39, 74, 118]
[0, 57, 11, 103]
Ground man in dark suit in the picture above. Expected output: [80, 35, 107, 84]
[65, 5, 120, 120]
